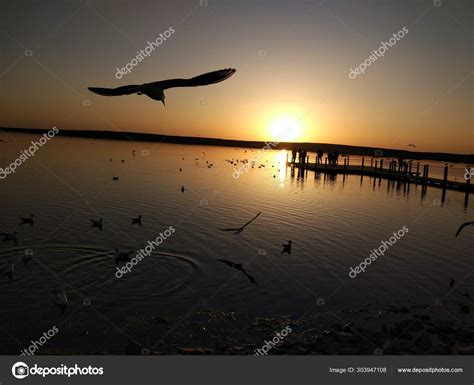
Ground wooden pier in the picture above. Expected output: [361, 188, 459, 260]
[287, 156, 472, 206]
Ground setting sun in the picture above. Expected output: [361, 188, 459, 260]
[269, 116, 302, 142]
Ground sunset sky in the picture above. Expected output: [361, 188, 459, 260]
[0, 0, 472, 153]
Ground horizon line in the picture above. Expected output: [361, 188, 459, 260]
[1, 126, 472, 163]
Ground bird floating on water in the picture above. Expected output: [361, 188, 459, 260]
[217, 259, 259, 287]
[455, 221, 474, 237]
[408, 144, 416, 148]
[90, 218, 103, 230]
[113, 176, 119, 181]
[181, 186, 185, 192]
[281, 240, 292, 255]
[219, 212, 261, 234]
[114, 248, 133, 264]
[53, 289, 68, 311]
[19, 214, 34, 226]
[131, 215, 142, 226]
[22, 250, 33, 264]
[88, 68, 236, 106]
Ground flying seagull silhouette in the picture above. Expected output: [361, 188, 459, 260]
[219, 212, 261, 234]
[0, 232, 18, 244]
[88, 68, 236, 106]
[217, 259, 259, 287]
[455, 221, 474, 237]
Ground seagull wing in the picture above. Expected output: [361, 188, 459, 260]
[216, 259, 233, 267]
[88, 84, 141, 96]
[145, 68, 236, 90]
[455, 221, 474, 237]
[219, 228, 239, 232]
[240, 269, 259, 286]
[241, 212, 261, 229]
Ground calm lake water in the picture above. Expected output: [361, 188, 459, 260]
[0, 133, 472, 353]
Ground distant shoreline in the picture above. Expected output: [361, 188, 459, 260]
[1, 126, 472, 163]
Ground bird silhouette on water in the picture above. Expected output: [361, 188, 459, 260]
[181, 186, 185, 192]
[455, 221, 474, 237]
[449, 277, 472, 301]
[114, 249, 133, 264]
[131, 215, 142, 226]
[19, 214, 34, 226]
[281, 240, 292, 254]
[90, 218, 103, 230]
[22, 250, 33, 264]
[0, 232, 18, 243]
[88, 68, 236, 106]
[217, 259, 259, 287]
[113, 176, 119, 181]
[219, 212, 261, 234]
[53, 289, 68, 312]
[408, 144, 416, 148]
